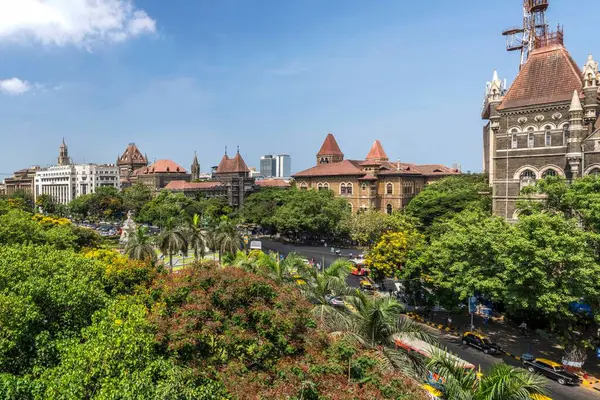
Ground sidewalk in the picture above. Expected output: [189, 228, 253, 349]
[408, 310, 600, 391]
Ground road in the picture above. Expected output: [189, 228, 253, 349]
[261, 238, 600, 400]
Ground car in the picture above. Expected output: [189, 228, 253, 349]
[359, 280, 374, 292]
[521, 355, 581, 386]
[530, 394, 552, 400]
[325, 295, 345, 307]
[351, 267, 370, 276]
[461, 332, 502, 355]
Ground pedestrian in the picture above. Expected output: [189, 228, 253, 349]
[519, 321, 527, 335]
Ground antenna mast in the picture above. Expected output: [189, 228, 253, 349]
[502, 0, 549, 67]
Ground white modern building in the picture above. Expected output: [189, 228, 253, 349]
[275, 154, 291, 178]
[34, 164, 120, 205]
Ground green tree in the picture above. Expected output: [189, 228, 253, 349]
[215, 219, 242, 257]
[427, 350, 547, 400]
[365, 231, 423, 279]
[137, 191, 193, 228]
[409, 209, 509, 307]
[124, 226, 157, 263]
[122, 183, 153, 216]
[186, 214, 207, 262]
[341, 210, 419, 248]
[157, 218, 188, 272]
[68, 186, 124, 221]
[239, 188, 291, 230]
[406, 174, 491, 230]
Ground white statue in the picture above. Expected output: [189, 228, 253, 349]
[120, 210, 137, 244]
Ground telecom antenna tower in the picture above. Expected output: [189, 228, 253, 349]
[502, 0, 550, 67]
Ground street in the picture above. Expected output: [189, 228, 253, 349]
[261, 238, 600, 400]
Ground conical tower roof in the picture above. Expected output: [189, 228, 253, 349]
[317, 133, 343, 156]
[570, 90, 583, 111]
[192, 151, 199, 166]
[498, 44, 583, 110]
[118, 143, 147, 166]
[365, 140, 389, 161]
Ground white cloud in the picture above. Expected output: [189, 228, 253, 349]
[0, 0, 156, 47]
[0, 78, 31, 95]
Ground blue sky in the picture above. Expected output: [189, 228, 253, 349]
[0, 0, 594, 177]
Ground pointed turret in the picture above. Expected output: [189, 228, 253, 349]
[316, 133, 344, 165]
[570, 90, 583, 112]
[191, 151, 200, 181]
[57, 138, 69, 166]
[365, 140, 389, 162]
[567, 90, 584, 178]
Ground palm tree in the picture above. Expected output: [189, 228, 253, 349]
[216, 219, 242, 258]
[256, 252, 307, 283]
[186, 214, 207, 262]
[427, 349, 548, 400]
[324, 289, 434, 375]
[157, 217, 188, 272]
[301, 259, 354, 325]
[124, 226, 156, 262]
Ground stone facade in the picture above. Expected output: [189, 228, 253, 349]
[4, 167, 39, 197]
[293, 134, 458, 214]
[133, 159, 191, 192]
[117, 143, 148, 188]
[483, 34, 600, 219]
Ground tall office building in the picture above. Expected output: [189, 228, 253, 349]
[275, 154, 291, 178]
[260, 155, 276, 177]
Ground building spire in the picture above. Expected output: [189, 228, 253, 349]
[570, 90, 583, 112]
[225, 145, 228, 156]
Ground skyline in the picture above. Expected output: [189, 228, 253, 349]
[0, 0, 595, 176]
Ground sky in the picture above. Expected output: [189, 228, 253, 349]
[0, 0, 596, 177]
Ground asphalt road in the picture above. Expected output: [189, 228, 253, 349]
[261, 239, 600, 400]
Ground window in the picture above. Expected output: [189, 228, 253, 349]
[346, 183, 353, 195]
[323, 183, 329, 190]
[403, 181, 414, 196]
[300, 182, 308, 190]
[386, 204, 392, 215]
[588, 169, 600, 176]
[317, 183, 323, 190]
[528, 133, 534, 148]
[512, 134, 518, 149]
[386, 183, 393, 195]
[340, 183, 346, 195]
[520, 170, 536, 189]
[542, 169, 558, 178]
[361, 183, 367, 191]
[563, 124, 569, 145]
[545, 127, 551, 146]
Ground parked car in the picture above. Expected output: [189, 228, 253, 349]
[325, 295, 345, 307]
[359, 280, 374, 292]
[521, 355, 581, 386]
[461, 332, 502, 355]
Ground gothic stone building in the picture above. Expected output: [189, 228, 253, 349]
[165, 150, 256, 207]
[293, 133, 458, 214]
[117, 143, 148, 188]
[482, 33, 600, 219]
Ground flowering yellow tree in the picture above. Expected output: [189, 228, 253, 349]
[365, 231, 423, 279]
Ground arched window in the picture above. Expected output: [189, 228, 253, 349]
[542, 169, 558, 178]
[361, 183, 367, 191]
[317, 183, 323, 190]
[386, 204, 393, 215]
[510, 128, 519, 133]
[588, 169, 600, 176]
[528, 133, 534, 148]
[386, 183, 393, 194]
[563, 124, 569, 145]
[403, 181, 414, 196]
[300, 182, 308, 190]
[323, 183, 329, 190]
[340, 183, 346, 195]
[520, 170, 537, 189]
[346, 183, 353, 195]
[347, 202, 353, 212]
[511, 134, 518, 149]
[545, 126, 551, 146]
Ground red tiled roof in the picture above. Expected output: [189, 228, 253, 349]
[293, 160, 364, 177]
[216, 152, 249, 174]
[118, 143, 147, 166]
[134, 159, 187, 175]
[164, 180, 222, 190]
[317, 133, 344, 156]
[365, 140, 388, 161]
[255, 179, 291, 188]
[498, 45, 583, 110]
[415, 164, 460, 175]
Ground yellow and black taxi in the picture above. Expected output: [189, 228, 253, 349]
[461, 331, 502, 355]
[359, 279, 375, 292]
[521, 354, 582, 386]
